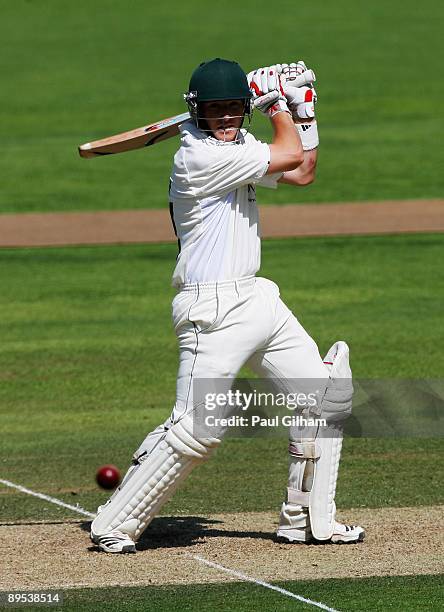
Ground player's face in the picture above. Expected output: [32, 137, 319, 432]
[200, 100, 245, 141]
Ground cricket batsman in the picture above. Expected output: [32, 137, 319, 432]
[90, 58, 365, 552]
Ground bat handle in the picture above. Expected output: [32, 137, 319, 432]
[281, 69, 316, 88]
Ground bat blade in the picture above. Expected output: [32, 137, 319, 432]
[78, 112, 191, 158]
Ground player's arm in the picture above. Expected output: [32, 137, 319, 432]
[247, 66, 303, 174]
[268, 112, 304, 173]
[277, 61, 319, 186]
[279, 141, 318, 186]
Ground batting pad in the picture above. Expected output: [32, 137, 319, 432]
[283, 341, 353, 541]
[91, 414, 221, 541]
[310, 341, 352, 539]
[308, 427, 343, 539]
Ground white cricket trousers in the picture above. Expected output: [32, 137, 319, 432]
[135, 275, 329, 455]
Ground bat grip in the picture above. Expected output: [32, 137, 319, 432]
[281, 69, 316, 88]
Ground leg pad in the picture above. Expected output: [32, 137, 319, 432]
[279, 341, 352, 541]
[91, 414, 221, 541]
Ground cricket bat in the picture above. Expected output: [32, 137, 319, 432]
[78, 70, 315, 159]
[78, 112, 191, 158]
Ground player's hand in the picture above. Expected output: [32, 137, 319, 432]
[277, 61, 317, 120]
[277, 60, 309, 81]
[247, 66, 290, 117]
[285, 85, 317, 120]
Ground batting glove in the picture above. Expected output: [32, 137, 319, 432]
[285, 85, 317, 120]
[277, 61, 317, 120]
[277, 61, 319, 149]
[277, 60, 309, 80]
[247, 66, 290, 117]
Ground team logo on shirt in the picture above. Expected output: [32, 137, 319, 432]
[248, 184, 256, 203]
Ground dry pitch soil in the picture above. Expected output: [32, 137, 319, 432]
[0, 199, 443, 248]
[2, 506, 443, 590]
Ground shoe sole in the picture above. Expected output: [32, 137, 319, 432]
[331, 530, 365, 544]
[277, 530, 365, 545]
[276, 531, 313, 544]
[98, 543, 136, 554]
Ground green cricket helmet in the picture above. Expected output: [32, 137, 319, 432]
[184, 58, 253, 128]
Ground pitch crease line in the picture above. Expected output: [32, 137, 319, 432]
[192, 554, 339, 612]
[0, 479, 95, 519]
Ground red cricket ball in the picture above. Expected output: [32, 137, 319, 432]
[96, 464, 121, 490]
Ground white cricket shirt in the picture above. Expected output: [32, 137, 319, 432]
[169, 121, 280, 286]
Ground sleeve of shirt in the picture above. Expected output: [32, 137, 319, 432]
[176, 134, 273, 198]
[256, 171, 283, 189]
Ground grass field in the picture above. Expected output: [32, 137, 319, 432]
[31, 576, 444, 612]
[1, 235, 443, 523]
[1, 0, 443, 213]
[4, 576, 444, 611]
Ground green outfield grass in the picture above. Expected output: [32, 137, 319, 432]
[1, 0, 443, 213]
[1, 234, 443, 522]
[9, 575, 443, 612]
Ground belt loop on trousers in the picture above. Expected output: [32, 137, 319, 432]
[178, 275, 256, 293]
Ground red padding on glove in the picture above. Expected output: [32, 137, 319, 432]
[250, 82, 262, 96]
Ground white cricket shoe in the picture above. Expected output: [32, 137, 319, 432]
[276, 525, 313, 543]
[277, 521, 365, 545]
[330, 521, 365, 544]
[91, 529, 136, 553]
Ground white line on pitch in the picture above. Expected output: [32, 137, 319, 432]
[0, 479, 95, 519]
[192, 555, 339, 612]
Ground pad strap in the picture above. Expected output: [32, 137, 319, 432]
[287, 488, 310, 506]
[288, 441, 320, 459]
